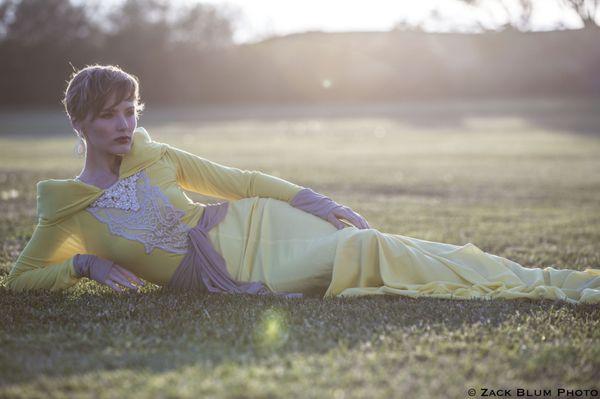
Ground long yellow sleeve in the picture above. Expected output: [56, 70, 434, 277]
[164, 144, 304, 202]
[5, 219, 84, 292]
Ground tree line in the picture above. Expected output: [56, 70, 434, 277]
[0, 0, 598, 107]
[0, 0, 236, 105]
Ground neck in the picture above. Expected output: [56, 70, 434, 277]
[80, 147, 123, 180]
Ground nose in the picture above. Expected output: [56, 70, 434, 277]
[116, 113, 129, 132]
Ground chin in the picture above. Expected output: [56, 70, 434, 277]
[112, 144, 132, 155]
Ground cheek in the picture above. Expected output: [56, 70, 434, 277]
[128, 115, 137, 129]
[87, 122, 112, 145]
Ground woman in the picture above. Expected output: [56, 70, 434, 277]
[6, 64, 600, 304]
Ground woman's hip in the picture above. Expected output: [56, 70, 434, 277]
[206, 196, 341, 292]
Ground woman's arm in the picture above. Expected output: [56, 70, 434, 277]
[163, 144, 370, 230]
[5, 220, 84, 292]
[73, 254, 145, 293]
[164, 144, 304, 202]
[290, 188, 371, 230]
[6, 225, 144, 292]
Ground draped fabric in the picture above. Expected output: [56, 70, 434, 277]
[203, 197, 600, 305]
[6, 127, 305, 292]
[166, 201, 303, 298]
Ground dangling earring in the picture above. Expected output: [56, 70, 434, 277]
[74, 133, 86, 158]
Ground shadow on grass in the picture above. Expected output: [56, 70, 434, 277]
[0, 283, 594, 385]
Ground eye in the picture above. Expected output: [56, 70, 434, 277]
[101, 113, 113, 119]
[127, 109, 135, 116]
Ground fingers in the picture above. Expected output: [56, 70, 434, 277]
[326, 214, 346, 230]
[113, 264, 145, 287]
[336, 207, 370, 229]
[110, 271, 140, 292]
[104, 265, 144, 292]
[358, 215, 371, 229]
[105, 279, 124, 293]
[346, 211, 368, 229]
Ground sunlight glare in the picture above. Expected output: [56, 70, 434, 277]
[253, 308, 289, 350]
[196, 0, 582, 43]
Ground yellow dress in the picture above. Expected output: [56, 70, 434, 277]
[6, 127, 304, 291]
[6, 127, 600, 304]
[208, 196, 600, 304]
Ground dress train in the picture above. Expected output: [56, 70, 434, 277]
[206, 197, 600, 304]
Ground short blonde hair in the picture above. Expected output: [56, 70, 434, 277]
[62, 64, 145, 123]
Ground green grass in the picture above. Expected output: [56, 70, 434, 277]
[1, 100, 599, 398]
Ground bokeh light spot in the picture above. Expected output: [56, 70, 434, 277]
[1, 189, 19, 201]
[253, 307, 289, 351]
[321, 79, 332, 89]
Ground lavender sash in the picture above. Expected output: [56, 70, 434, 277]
[167, 201, 303, 298]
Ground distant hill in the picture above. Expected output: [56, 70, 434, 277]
[185, 27, 600, 103]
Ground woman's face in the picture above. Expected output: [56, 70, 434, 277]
[74, 95, 138, 156]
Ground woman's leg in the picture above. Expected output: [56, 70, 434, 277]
[208, 197, 600, 304]
[324, 228, 600, 304]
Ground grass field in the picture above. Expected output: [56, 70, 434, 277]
[1, 99, 599, 398]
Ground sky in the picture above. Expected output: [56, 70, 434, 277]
[189, 0, 584, 43]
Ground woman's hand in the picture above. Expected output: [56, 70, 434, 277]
[290, 188, 371, 230]
[103, 263, 146, 293]
[73, 254, 145, 293]
[328, 204, 370, 230]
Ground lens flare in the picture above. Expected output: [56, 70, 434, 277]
[321, 79, 332, 89]
[253, 308, 289, 351]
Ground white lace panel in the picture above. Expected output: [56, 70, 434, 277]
[86, 170, 191, 254]
[89, 172, 141, 211]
